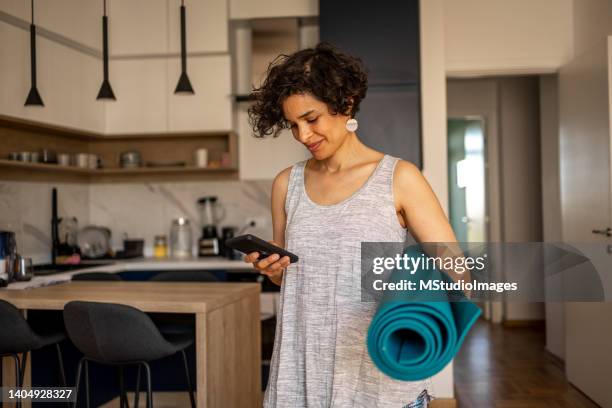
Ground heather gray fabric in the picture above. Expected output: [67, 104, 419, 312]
[264, 155, 431, 407]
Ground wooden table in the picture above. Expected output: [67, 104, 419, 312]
[0, 281, 261, 407]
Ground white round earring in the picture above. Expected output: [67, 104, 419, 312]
[346, 118, 359, 132]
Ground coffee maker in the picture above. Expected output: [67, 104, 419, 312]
[197, 196, 225, 257]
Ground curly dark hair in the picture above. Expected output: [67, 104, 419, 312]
[248, 42, 368, 138]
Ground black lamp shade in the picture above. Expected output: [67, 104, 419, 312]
[25, 22, 44, 106]
[174, 4, 194, 94]
[97, 14, 116, 100]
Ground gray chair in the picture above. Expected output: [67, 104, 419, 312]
[63, 301, 195, 408]
[0, 299, 67, 408]
[72, 272, 122, 281]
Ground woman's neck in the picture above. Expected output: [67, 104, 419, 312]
[314, 132, 377, 173]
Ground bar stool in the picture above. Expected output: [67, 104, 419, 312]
[0, 299, 67, 407]
[63, 301, 196, 408]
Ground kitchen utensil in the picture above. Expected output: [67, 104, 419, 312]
[221, 226, 238, 259]
[194, 148, 208, 168]
[120, 151, 141, 168]
[170, 217, 193, 258]
[11, 255, 33, 281]
[118, 238, 144, 258]
[197, 196, 226, 257]
[88, 154, 99, 169]
[40, 149, 57, 164]
[75, 153, 89, 168]
[18, 152, 32, 162]
[58, 153, 71, 166]
[77, 226, 112, 259]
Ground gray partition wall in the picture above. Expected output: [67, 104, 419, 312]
[319, 0, 422, 168]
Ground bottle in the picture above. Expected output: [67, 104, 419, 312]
[154, 235, 168, 258]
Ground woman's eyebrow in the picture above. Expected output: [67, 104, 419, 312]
[298, 109, 315, 119]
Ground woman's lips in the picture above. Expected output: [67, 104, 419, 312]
[307, 140, 323, 152]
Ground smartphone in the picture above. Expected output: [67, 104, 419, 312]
[225, 234, 299, 263]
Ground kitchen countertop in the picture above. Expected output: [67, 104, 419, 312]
[4, 256, 254, 290]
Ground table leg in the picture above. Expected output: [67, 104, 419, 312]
[196, 292, 261, 407]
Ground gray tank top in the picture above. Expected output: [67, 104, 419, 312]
[264, 154, 430, 407]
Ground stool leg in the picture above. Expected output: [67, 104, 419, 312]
[11, 354, 22, 408]
[143, 362, 152, 408]
[118, 366, 130, 408]
[55, 343, 67, 387]
[180, 350, 196, 408]
[134, 364, 141, 408]
[18, 352, 27, 387]
[84, 359, 90, 408]
[73, 357, 85, 408]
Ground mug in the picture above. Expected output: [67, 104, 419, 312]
[11, 255, 33, 281]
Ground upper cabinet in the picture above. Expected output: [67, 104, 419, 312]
[109, 0, 228, 56]
[0, 0, 231, 135]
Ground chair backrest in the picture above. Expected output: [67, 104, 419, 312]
[150, 270, 218, 282]
[72, 272, 122, 281]
[0, 300, 40, 354]
[63, 301, 172, 363]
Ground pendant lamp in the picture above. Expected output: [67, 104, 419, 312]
[174, 0, 194, 94]
[25, 0, 44, 106]
[97, 0, 116, 100]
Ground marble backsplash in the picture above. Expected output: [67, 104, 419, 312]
[0, 180, 273, 263]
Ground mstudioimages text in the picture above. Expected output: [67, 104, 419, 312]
[372, 279, 519, 293]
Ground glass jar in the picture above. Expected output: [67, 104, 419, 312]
[153, 235, 168, 258]
[170, 218, 193, 258]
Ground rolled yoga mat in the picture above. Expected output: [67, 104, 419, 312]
[366, 245, 481, 381]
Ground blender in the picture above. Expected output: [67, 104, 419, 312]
[197, 196, 225, 257]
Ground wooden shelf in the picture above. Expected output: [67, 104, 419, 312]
[0, 115, 239, 183]
[0, 160, 238, 183]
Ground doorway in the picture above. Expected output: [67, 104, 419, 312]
[447, 117, 487, 243]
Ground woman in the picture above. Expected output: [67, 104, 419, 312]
[245, 43, 459, 408]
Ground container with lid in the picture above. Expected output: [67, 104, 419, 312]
[170, 218, 192, 258]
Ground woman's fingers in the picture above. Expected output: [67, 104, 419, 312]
[244, 251, 260, 263]
[257, 254, 280, 270]
[260, 256, 291, 276]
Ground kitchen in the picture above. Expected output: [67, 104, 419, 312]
[2, 0, 612, 408]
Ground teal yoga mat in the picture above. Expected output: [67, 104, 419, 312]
[366, 246, 481, 381]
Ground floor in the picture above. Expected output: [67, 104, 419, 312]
[454, 319, 600, 408]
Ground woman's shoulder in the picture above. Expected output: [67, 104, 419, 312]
[392, 158, 422, 182]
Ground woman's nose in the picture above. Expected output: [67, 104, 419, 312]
[295, 124, 312, 143]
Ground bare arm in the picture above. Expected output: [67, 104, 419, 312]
[394, 160, 471, 287]
[244, 166, 292, 286]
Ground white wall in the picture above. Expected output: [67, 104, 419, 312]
[419, 0, 454, 399]
[572, 0, 612, 57]
[539, 75, 565, 360]
[444, 0, 573, 76]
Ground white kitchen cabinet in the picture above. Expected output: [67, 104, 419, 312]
[167, 55, 232, 132]
[0, 22, 104, 133]
[229, 0, 317, 20]
[167, 0, 228, 54]
[104, 58, 168, 134]
[108, 0, 169, 56]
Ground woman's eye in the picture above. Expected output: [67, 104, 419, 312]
[307, 117, 318, 124]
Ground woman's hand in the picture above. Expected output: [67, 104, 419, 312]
[244, 241, 291, 286]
